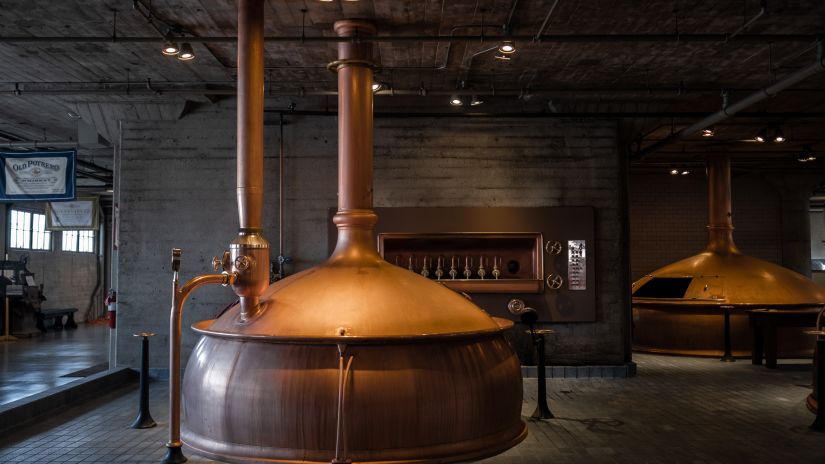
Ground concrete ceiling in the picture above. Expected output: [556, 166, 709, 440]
[0, 0, 824, 170]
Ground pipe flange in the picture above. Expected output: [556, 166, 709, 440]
[326, 59, 376, 73]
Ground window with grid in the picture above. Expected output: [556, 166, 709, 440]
[62, 230, 95, 253]
[9, 209, 51, 250]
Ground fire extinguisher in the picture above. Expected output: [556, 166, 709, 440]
[105, 289, 117, 329]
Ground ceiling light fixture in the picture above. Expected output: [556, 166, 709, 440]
[755, 128, 767, 143]
[371, 82, 383, 92]
[498, 40, 516, 54]
[470, 95, 483, 106]
[162, 40, 180, 56]
[773, 127, 786, 143]
[669, 168, 680, 176]
[449, 95, 463, 106]
[701, 126, 715, 137]
[798, 144, 816, 162]
[681, 169, 690, 176]
[178, 43, 195, 61]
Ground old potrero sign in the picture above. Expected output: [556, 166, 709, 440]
[0, 150, 76, 201]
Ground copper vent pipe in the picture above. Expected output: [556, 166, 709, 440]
[335, 21, 375, 213]
[230, 0, 269, 319]
[237, 0, 264, 231]
[706, 155, 739, 254]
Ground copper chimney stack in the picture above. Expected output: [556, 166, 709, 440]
[232, 0, 270, 320]
[632, 155, 825, 357]
[165, 6, 526, 464]
[705, 156, 737, 254]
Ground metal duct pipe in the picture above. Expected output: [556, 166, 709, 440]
[706, 156, 738, 254]
[636, 43, 825, 159]
[329, 19, 380, 261]
[4, 84, 825, 99]
[231, 0, 269, 320]
[335, 20, 375, 213]
[237, 0, 264, 232]
[0, 33, 815, 44]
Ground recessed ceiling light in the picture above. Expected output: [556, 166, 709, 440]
[669, 168, 680, 175]
[371, 82, 383, 92]
[681, 169, 690, 176]
[701, 127, 715, 137]
[470, 95, 483, 106]
[449, 95, 463, 106]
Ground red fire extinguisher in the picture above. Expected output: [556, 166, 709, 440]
[106, 289, 117, 329]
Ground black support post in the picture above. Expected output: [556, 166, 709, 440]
[531, 332, 554, 420]
[811, 338, 825, 431]
[721, 307, 736, 362]
[132, 332, 157, 429]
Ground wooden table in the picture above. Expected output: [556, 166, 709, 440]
[748, 308, 819, 368]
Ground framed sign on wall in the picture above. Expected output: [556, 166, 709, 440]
[0, 150, 76, 201]
[45, 197, 99, 230]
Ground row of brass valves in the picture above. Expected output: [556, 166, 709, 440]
[398, 255, 501, 280]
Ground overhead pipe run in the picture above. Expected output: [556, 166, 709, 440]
[635, 41, 825, 160]
[0, 33, 816, 44]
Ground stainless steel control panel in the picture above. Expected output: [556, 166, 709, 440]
[567, 240, 586, 290]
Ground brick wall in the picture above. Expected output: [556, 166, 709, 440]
[629, 171, 783, 281]
[116, 102, 628, 368]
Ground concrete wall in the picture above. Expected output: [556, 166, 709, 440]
[1, 203, 102, 321]
[116, 102, 629, 368]
[629, 171, 785, 281]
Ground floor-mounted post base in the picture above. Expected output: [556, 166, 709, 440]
[531, 333, 554, 420]
[161, 444, 187, 464]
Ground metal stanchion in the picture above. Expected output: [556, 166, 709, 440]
[531, 329, 555, 420]
[720, 306, 736, 362]
[805, 307, 825, 431]
[812, 338, 825, 431]
[0, 296, 17, 342]
[507, 298, 555, 421]
[132, 332, 157, 429]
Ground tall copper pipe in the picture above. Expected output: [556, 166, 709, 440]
[231, 0, 269, 318]
[330, 20, 380, 261]
[335, 21, 375, 213]
[237, 0, 264, 232]
[706, 155, 739, 253]
[163, 249, 234, 464]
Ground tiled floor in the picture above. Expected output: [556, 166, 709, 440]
[2, 354, 824, 463]
[0, 324, 108, 405]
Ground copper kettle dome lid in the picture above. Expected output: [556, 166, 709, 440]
[632, 250, 825, 306]
[201, 251, 505, 341]
[633, 155, 825, 307]
[202, 210, 504, 340]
